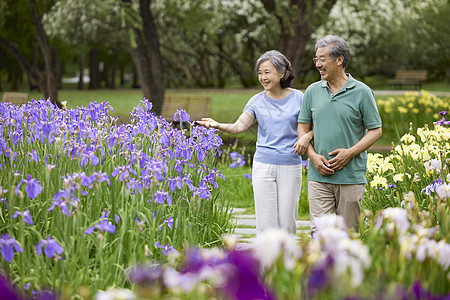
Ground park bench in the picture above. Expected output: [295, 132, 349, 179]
[161, 95, 211, 122]
[1, 92, 29, 104]
[387, 70, 428, 89]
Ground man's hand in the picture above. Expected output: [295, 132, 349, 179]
[328, 148, 353, 171]
[311, 153, 334, 176]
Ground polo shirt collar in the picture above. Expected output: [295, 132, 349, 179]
[320, 73, 356, 93]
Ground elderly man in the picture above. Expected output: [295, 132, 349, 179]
[294, 35, 382, 237]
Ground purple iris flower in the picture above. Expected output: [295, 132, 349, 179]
[436, 111, 450, 125]
[154, 241, 177, 256]
[93, 171, 111, 185]
[421, 178, 442, 195]
[244, 174, 252, 179]
[49, 187, 79, 217]
[112, 165, 137, 182]
[181, 248, 273, 300]
[85, 209, 116, 235]
[0, 274, 24, 299]
[193, 180, 211, 199]
[80, 148, 99, 167]
[0, 234, 23, 262]
[128, 264, 162, 284]
[28, 149, 40, 163]
[12, 132, 21, 146]
[108, 136, 117, 151]
[154, 190, 172, 205]
[229, 152, 245, 169]
[80, 173, 96, 188]
[168, 176, 182, 192]
[173, 107, 190, 122]
[436, 118, 450, 126]
[302, 159, 309, 170]
[159, 217, 173, 231]
[15, 174, 43, 199]
[308, 254, 334, 297]
[12, 209, 33, 225]
[36, 235, 63, 259]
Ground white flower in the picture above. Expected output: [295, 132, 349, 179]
[376, 207, 410, 233]
[253, 228, 302, 270]
[399, 234, 419, 259]
[95, 288, 135, 300]
[424, 159, 442, 173]
[313, 214, 347, 232]
[436, 240, 450, 269]
[436, 183, 450, 201]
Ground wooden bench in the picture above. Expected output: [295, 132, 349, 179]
[161, 96, 211, 122]
[2, 92, 29, 104]
[388, 70, 428, 89]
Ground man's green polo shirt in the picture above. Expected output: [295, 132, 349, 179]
[298, 74, 382, 184]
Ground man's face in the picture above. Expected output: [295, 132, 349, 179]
[314, 45, 337, 81]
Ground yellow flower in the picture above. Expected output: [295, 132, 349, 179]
[393, 173, 411, 182]
[397, 106, 408, 114]
[393, 173, 404, 182]
[400, 134, 415, 144]
[370, 174, 388, 189]
[403, 191, 416, 202]
[379, 160, 395, 173]
[421, 149, 431, 161]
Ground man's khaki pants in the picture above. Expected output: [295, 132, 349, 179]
[308, 181, 365, 234]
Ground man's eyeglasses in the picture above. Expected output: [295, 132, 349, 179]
[313, 57, 332, 64]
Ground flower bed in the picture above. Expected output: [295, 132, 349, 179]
[0, 99, 232, 295]
[0, 98, 449, 299]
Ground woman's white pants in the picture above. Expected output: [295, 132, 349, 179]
[252, 161, 302, 235]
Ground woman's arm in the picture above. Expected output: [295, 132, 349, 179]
[196, 111, 255, 134]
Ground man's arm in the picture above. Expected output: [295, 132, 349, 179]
[328, 127, 382, 171]
[296, 123, 334, 176]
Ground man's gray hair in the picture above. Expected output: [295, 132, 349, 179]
[315, 35, 350, 68]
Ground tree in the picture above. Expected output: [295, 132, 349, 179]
[314, 0, 442, 78]
[260, 0, 338, 80]
[0, 0, 62, 107]
[122, 0, 165, 115]
[43, 0, 127, 89]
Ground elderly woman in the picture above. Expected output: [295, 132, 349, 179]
[197, 50, 311, 235]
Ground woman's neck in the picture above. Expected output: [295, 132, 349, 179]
[265, 87, 291, 100]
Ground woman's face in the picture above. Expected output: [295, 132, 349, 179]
[258, 60, 284, 92]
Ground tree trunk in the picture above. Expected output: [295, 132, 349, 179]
[119, 65, 125, 86]
[28, 0, 61, 108]
[109, 64, 116, 89]
[78, 57, 84, 90]
[0, 35, 48, 97]
[137, 0, 165, 115]
[88, 47, 101, 89]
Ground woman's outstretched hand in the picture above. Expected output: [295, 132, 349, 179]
[196, 118, 219, 129]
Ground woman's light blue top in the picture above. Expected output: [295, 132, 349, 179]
[244, 89, 303, 165]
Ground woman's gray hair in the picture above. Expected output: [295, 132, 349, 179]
[315, 35, 350, 68]
[254, 50, 295, 88]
